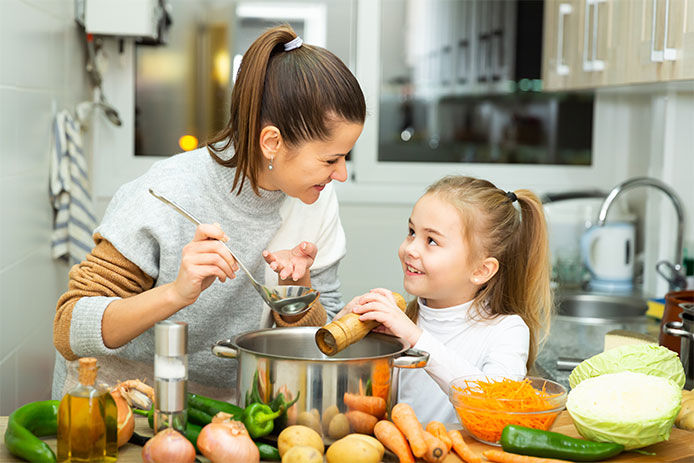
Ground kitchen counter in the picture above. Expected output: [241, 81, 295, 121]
[535, 315, 662, 390]
[2, 412, 692, 462]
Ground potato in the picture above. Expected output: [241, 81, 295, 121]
[326, 436, 381, 463]
[679, 411, 694, 431]
[297, 410, 323, 435]
[328, 413, 350, 439]
[342, 433, 385, 460]
[282, 445, 323, 463]
[277, 425, 324, 457]
[322, 405, 340, 433]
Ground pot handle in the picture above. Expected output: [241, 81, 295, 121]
[393, 348, 429, 369]
[212, 339, 239, 359]
[663, 321, 694, 340]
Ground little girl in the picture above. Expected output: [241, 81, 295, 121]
[342, 175, 552, 423]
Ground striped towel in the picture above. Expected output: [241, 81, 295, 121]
[49, 110, 97, 264]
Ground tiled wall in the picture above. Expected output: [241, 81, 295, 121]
[0, 0, 90, 415]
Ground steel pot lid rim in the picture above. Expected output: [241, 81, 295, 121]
[222, 326, 413, 362]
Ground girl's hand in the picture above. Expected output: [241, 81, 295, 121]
[171, 223, 239, 306]
[352, 288, 422, 347]
[263, 241, 317, 283]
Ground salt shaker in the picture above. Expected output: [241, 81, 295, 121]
[154, 320, 188, 433]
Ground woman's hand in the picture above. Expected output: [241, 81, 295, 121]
[171, 223, 239, 306]
[263, 241, 317, 284]
[352, 288, 422, 347]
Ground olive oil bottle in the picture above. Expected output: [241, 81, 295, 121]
[57, 357, 118, 462]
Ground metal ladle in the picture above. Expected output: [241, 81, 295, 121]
[149, 189, 319, 316]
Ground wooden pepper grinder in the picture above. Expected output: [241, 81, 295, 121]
[315, 292, 407, 356]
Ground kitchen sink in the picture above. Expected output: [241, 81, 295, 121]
[556, 292, 648, 323]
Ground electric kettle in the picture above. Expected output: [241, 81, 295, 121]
[581, 221, 635, 293]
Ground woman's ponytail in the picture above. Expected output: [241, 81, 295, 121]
[210, 26, 296, 194]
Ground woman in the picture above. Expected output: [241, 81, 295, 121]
[52, 25, 365, 401]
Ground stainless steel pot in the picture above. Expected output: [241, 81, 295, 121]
[212, 327, 428, 433]
[663, 303, 694, 389]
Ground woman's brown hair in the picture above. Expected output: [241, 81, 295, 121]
[405, 176, 553, 369]
[207, 24, 366, 194]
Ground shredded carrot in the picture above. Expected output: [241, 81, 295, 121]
[450, 377, 562, 444]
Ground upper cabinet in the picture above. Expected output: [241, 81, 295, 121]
[543, 0, 694, 90]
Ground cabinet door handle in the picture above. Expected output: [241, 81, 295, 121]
[557, 3, 572, 76]
[583, 0, 606, 72]
[651, 0, 677, 62]
[663, 0, 677, 60]
[591, 0, 605, 71]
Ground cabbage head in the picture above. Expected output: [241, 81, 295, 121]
[569, 344, 685, 389]
[567, 371, 682, 449]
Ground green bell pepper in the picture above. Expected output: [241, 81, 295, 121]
[4, 400, 59, 463]
[243, 402, 282, 438]
[501, 425, 625, 462]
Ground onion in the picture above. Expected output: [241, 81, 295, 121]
[110, 387, 134, 447]
[142, 428, 196, 463]
[198, 416, 260, 463]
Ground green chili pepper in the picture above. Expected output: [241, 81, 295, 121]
[187, 407, 214, 426]
[243, 402, 282, 438]
[4, 400, 59, 463]
[501, 425, 625, 462]
[187, 393, 244, 421]
[255, 441, 281, 461]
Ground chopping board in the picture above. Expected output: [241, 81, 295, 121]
[1, 412, 692, 462]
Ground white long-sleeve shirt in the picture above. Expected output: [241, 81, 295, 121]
[397, 298, 530, 424]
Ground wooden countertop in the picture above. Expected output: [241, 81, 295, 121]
[1, 412, 692, 462]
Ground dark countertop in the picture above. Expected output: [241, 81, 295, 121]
[534, 314, 662, 390]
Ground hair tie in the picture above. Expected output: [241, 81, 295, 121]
[284, 36, 303, 51]
[506, 191, 517, 203]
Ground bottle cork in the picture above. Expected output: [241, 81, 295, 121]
[316, 292, 407, 356]
[77, 357, 98, 387]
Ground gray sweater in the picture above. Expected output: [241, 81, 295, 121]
[52, 147, 344, 400]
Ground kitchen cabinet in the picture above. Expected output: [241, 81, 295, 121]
[543, 0, 694, 90]
[407, 0, 520, 100]
[627, 0, 694, 84]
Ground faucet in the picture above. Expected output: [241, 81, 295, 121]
[597, 176, 686, 292]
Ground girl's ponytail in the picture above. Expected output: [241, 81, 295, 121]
[511, 190, 553, 367]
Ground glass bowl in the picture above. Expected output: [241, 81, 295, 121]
[448, 375, 567, 446]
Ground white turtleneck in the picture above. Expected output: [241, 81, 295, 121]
[397, 298, 530, 424]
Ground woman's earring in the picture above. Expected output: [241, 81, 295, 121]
[268, 157, 274, 170]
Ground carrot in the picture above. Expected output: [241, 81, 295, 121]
[345, 409, 378, 434]
[390, 403, 428, 458]
[421, 430, 447, 462]
[426, 421, 453, 452]
[450, 377, 562, 443]
[482, 450, 573, 463]
[448, 429, 481, 463]
[374, 420, 415, 463]
[371, 359, 391, 402]
[344, 392, 387, 418]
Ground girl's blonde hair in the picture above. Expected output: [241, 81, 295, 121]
[405, 176, 553, 369]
